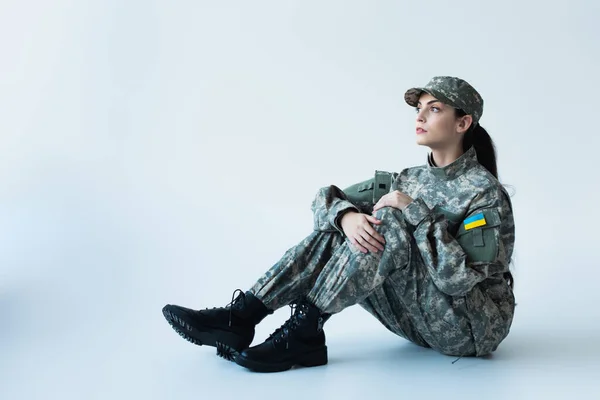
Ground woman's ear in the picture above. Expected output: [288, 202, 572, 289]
[457, 115, 473, 134]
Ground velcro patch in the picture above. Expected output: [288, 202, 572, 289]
[464, 212, 487, 231]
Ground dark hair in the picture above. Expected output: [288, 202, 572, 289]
[455, 109, 497, 178]
[455, 109, 514, 289]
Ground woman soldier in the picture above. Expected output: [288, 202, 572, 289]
[162, 76, 516, 373]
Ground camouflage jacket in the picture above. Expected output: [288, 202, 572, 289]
[310, 145, 516, 355]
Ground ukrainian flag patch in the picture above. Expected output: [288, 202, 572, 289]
[464, 212, 487, 231]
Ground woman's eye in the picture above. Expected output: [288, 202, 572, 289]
[431, 107, 440, 112]
[415, 107, 421, 113]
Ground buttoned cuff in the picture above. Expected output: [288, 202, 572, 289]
[403, 197, 432, 227]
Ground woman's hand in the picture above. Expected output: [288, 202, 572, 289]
[340, 212, 386, 254]
[373, 190, 414, 212]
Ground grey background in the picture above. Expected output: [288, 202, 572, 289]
[1, 0, 599, 399]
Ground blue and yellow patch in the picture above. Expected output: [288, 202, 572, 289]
[464, 212, 487, 231]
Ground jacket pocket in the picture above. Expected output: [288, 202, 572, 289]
[373, 170, 396, 204]
[343, 178, 375, 206]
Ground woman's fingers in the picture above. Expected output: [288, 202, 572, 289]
[364, 225, 385, 250]
[355, 234, 381, 254]
[365, 215, 382, 224]
[373, 200, 386, 211]
[349, 236, 368, 253]
[346, 214, 387, 254]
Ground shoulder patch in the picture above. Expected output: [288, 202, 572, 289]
[464, 212, 486, 231]
[456, 208, 501, 238]
[456, 208, 502, 262]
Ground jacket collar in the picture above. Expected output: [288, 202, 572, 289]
[427, 146, 478, 180]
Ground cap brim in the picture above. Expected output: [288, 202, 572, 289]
[404, 87, 458, 110]
[404, 87, 426, 107]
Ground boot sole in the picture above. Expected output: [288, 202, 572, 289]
[234, 346, 328, 373]
[162, 305, 250, 361]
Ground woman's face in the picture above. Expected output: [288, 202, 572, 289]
[414, 92, 472, 149]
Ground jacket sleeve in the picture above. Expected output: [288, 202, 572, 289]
[311, 185, 360, 235]
[402, 186, 515, 297]
[311, 171, 399, 235]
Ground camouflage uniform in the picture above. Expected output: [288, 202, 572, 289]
[250, 77, 516, 357]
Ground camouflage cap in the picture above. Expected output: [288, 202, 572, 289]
[404, 76, 484, 124]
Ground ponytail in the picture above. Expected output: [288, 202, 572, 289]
[455, 109, 498, 179]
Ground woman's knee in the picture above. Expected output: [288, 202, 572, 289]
[372, 207, 410, 235]
[373, 206, 402, 223]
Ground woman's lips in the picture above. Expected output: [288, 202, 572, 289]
[416, 128, 427, 134]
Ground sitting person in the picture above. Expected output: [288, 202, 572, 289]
[162, 76, 516, 373]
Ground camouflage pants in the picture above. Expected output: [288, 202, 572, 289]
[250, 207, 477, 356]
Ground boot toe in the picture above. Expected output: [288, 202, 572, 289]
[162, 304, 195, 315]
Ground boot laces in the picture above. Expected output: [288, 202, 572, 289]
[267, 302, 310, 349]
[226, 289, 246, 327]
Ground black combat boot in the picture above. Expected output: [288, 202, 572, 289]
[234, 298, 331, 372]
[162, 289, 273, 360]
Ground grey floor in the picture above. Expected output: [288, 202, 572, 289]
[2, 284, 599, 400]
